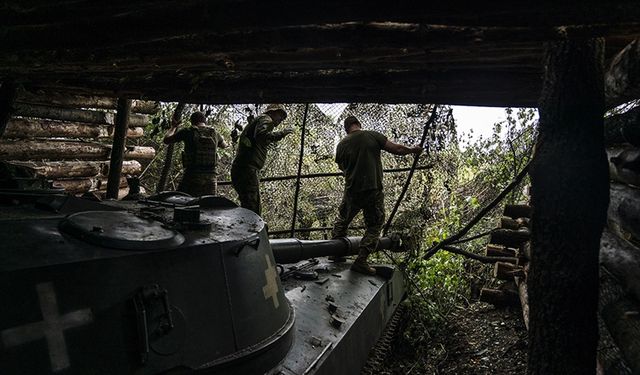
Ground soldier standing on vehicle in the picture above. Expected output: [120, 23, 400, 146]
[231, 104, 294, 215]
[332, 115, 422, 275]
[163, 111, 228, 196]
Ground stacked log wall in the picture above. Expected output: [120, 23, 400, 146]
[0, 91, 158, 196]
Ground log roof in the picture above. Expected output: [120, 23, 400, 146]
[2, 1, 640, 106]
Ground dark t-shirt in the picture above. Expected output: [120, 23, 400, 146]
[233, 114, 288, 170]
[335, 130, 387, 192]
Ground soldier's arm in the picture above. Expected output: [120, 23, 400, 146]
[164, 127, 186, 144]
[383, 140, 423, 155]
[254, 118, 292, 144]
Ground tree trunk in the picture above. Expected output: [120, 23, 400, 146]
[605, 106, 640, 147]
[4, 118, 143, 139]
[605, 39, 640, 109]
[0, 139, 154, 161]
[16, 89, 159, 114]
[106, 98, 131, 199]
[528, 38, 608, 375]
[0, 79, 16, 137]
[14, 103, 148, 127]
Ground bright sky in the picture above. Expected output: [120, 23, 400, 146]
[316, 104, 511, 142]
[451, 105, 508, 140]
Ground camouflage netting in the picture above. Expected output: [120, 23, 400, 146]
[137, 103, 457, 239]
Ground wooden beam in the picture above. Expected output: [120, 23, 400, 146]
[14, 103, 149, 127]
[528, 38, 608, 375]
[0, 80, 16, 138]
[3, 160, 142, 179]
[4, 118, 143, 139]
[2, 1, 639, 51]
[606, 39, 640, 108]
[106, 98, 131, 199]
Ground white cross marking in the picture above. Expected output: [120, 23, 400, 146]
[262, 255, 280, 309]
[1, 282, 93, 372]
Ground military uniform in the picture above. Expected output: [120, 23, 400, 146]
[331, 130, 388, 264]
[173, 125, 224, 196]
[231, 113, 289, 215]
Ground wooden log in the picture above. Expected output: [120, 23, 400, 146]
[100, 160, 142, 176]
[4, 118, 143, 139]
[13, 103, 149, 127]
[605, 39, 640, 109]
[96, 177, 128, 190]
[52, 178, 94, 194]
[486, 244, 517, 258]
[123, 145, 155, 161]
[609, 147, 640, 187]
[605, 106, 640, 147]
[601, 229, 640, 303]
[106, 98, 130, 199]
[609, 183, 640, 242]
[602, 297, 640, 374]
[0, 79, 16, 138]
[3, 161, 101, 179]
[493, 261, 525, 280]
[0, 140, 155, 161]
[500, 216, 520, 230]
[479, 287, 519, 306]
[489, 228, 530, 248]
[503, 204, 532, 218]
[16, 89, 159, 114]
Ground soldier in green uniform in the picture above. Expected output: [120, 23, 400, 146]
[231, 104, 293, 215]
[332, 115, 423, 275]
[163, 111, 228, 196]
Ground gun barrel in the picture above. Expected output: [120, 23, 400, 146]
[270, 236, 396, 264]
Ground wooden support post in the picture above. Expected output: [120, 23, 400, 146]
[156, 103, 185, 193]
[0, 79, 16, 138]
[493, 261, 524, 280]
[528, 38, 608, 375]
[486, 244, 517, 258]
[290, 103, 309, 238]
[106, 98, 131, 199]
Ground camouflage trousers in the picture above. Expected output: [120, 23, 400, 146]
[331, 189, 385, 261]
[231, 165, 261, 215]
[178, 170, 217, 197]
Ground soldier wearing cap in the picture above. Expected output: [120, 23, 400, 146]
[332, 115, 423, 275]
[231, 104, 294, 215]
[163, 111, 228, 196]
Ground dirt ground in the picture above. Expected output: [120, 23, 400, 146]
[382, 302, 528, 374]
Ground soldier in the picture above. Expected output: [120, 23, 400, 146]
[231, 104, 293, 215]
[163, 111, 228, 196]
[332, 115, 422, 275]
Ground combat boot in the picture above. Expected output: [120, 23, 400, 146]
[350, 258, 376, 276]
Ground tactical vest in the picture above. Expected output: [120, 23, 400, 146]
[182, 125, 218, 172]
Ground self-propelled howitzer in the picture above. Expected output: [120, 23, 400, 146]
[0, 190, 406, 374]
